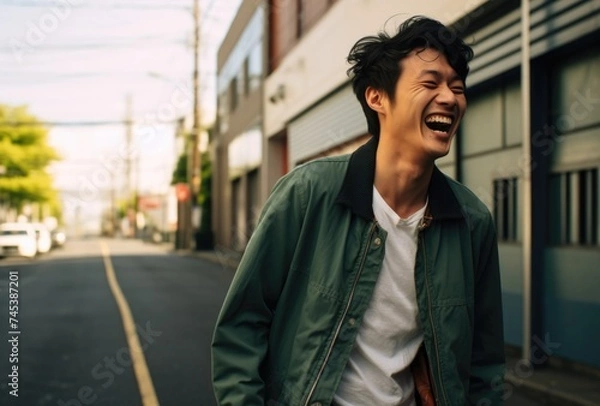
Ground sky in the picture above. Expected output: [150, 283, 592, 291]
[0, 0, 242, 229]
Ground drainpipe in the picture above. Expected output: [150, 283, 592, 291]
[521, 0, 532, 363]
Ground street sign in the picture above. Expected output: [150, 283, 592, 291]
[138, 195, 161, 210]
[175, 183, 190, 202]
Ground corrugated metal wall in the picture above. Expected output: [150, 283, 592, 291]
[288, 85, 366, 165]
[287, 0, 599, 166]
[468, 0, 599, 86]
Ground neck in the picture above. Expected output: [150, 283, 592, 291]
[374, 137, 433, 218]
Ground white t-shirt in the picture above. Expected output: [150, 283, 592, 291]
[333, 186, 426, 406]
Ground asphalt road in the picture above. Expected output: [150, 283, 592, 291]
[0, 238, 232, 406]
[0, 237, 546, 406]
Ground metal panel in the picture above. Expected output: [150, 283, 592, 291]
[288, 85, 367, 165]
[461, 89, 504, 156]
[467, 0, 600, 86]
[504, 82, 523, 146]
[554, 50, 600, 132]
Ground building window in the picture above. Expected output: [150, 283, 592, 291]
[243, 58, 250, 96]
[229, 77, 238, 112]
[248, 41, 262, 91]
[493, 177, 519, 242]
[237, 68, 245, 101]
[296, 0, 303, 39]
[246, 169, 260, 236]
[549, 168, 599, 246]
[217, 90, 229, 134]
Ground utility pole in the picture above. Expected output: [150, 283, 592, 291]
[125, 93, 134, 238]
[191, 0, 201, 195]
[175, 0, 201, 250]
[111, 170, 116, 237]
[187, 0, 201, 249]
[135, 146, 140, 238]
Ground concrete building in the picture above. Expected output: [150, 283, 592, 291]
[212, 0, 266, 250]
[215, 0, 600, 369]
[456, 0, 600, 369]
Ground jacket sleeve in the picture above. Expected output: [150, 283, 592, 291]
[468, 213, 506, 405]
[211, 171, 309, 406]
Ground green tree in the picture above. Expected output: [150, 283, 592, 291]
[198, 151, 211, 225]
[196, 151, 213, 249]
[0, 104, 61, 211]
[171, 152, 188, 185]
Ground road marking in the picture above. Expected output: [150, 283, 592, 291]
[100, 241, 160, 406]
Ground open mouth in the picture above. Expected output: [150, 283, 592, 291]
[425, 114, 453, 134]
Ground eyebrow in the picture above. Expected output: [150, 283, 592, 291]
[418, 70, 462, 83]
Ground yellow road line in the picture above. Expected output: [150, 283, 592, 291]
[100, 241, 160, 406]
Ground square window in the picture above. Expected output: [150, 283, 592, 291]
[493, 177, 518, 242]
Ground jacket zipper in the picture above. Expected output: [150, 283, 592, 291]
[303, 221, 378, 406]
[419, 232, 449, 405]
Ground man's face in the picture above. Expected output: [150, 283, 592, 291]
[383, 47, 467, 161]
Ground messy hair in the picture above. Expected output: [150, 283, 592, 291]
[347, 15, 474, 137]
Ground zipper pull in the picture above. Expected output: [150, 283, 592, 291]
[418, 214, 433, 231]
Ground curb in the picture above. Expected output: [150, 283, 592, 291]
[506, 369, 600, 406]
[195, 251, 240, 271]
[174, 248, 240, 271]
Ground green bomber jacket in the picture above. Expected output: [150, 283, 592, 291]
[212, 136, 505, 405]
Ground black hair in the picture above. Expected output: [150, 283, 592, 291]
[346, 15, 474, 137]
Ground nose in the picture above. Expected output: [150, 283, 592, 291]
[435, 84, 457, 107]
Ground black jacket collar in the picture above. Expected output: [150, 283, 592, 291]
[335, 136, 464, 221]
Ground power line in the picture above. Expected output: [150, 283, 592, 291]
[0, 119, 181, 127]
[0, 71, 193, 79]
[0, 68, 216, 87]
[0, 1, 192, 11]
[0, 19, 225, 55]
[0, 0, 228, 15]
[0, 39, 189, 53]
[0, 0, 234, 55]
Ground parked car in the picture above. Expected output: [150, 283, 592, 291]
[0, 222, 38, 258]
[31, 223, 52, 254]
[51, 228, 66, 248]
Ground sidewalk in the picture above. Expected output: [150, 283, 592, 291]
[174, 247, 241, 272]
[184, 248, 600, 406]
[505, 349, 600, 406]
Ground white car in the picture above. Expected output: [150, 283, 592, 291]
[32, 223, 52, 254]
[0, 222, 38, 258]
[51, 228, 67, 248]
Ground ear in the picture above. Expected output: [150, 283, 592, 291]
[365, 86, 387, 114]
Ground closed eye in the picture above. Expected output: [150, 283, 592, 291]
[423, 81, 438, 89]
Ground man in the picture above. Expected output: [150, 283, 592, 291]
[212, 16, 505, 406]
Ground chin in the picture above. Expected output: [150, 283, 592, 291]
[426, 141, 453, 160]
[429, 151, 450, 163]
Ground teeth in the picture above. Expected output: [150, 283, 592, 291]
[425, 115, 452, 125]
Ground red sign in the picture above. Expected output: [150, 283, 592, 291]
[175, 183, 191, 202]
[138, 195, 161, 211]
